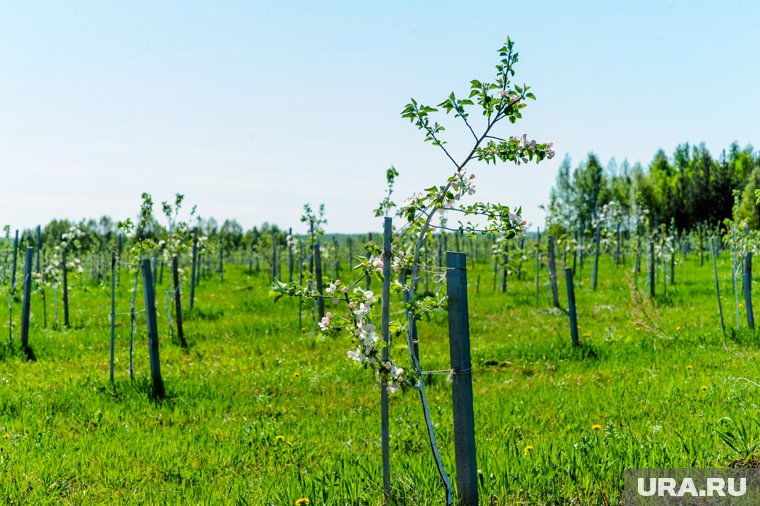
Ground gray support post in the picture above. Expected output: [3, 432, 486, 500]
[298, 242, 304, 330]
[20, 247, 33, 350]
[744, 252, 754, 330]
[380, 217, 392, 504]
[288, 228, 294, 283]
[710, 238, 726, 337]
[446, 252, 478, 506]
[141, 259, 165, 399]
[9, 230, 19, 344]
[218, 244, 224, 282]
[10, 229, 19, 292]
[535, 228, 541, 306]
[591, 225, 601, 291]
[314, 240, 325, 320]
[190, 227, 198, 310]
[35, 226, 41, 283]
[271, 233, 277, 283]
[548, 235, 560, 308]
[648, 240, 655, 299]
[62, 248, 70, 328]
[366, 233, 373, 291]
[172, 255, 186, 347]
[117, 233, 123, 286]
[565, 268, 579, 347]
[110, 252, 116, 383]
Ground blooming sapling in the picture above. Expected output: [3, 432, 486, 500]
[273, 37, 554, 504]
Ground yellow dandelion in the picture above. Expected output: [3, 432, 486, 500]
[686, 365, 693, 370]
[701, 385, 708, 392]
[293, 372, 300, 378]
[635, 327, 641, 332]
[275, 435, 286, 443]
[582, 332, 591, 338]
[523, 444, 534, 453]
[591, 424, 602, 431]
[739, 303, 744, 309]
[507, 333, 513, 338]
[295, 498, 310, 506]
[676, 326, 681, 331]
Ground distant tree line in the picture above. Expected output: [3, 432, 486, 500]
[3, 216, 290, 256]
[546, 142, 760, 235]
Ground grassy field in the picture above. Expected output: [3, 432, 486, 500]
[1, 247, 759, 505]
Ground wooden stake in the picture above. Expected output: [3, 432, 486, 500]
[141, 259, 165, 399]
[446, 251, 478, 506]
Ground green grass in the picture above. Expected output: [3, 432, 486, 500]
[1, 249, 759, 505]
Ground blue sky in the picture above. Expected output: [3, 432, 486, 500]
[1, 1, 758, 233]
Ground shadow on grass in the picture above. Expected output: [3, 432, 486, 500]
[97, 377, 175, 405]
[21, 344, 36, 361]
[727, 327, 760, 348]
[560, 342, 600, 361]
[0, 344, 12, 361]
[0, 343, 37, 361]
[507, 339, 603, 364]
[184, 307, 225, 322]
[129, 377, 170, 403]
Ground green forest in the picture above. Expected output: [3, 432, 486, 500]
[546, 142, 760, 234]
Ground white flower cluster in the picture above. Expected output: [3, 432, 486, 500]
[595, 201, 622, 228]
[344, 288, 378, 362]
[343, 287, 405, 391]
[491, 235, 507, 256]
[392, 250, 406, 273]
[71, 256, 83, 274]
[511, 134, 555, 163]
[61, 225, 84, 243]
[497, 89, 522, 104]
[308, 273, 406, 393]
[349, 288, 376, 320]
[318, 311, 333, 332]
[453, 170, 476, 196]
[325, 278, 348, 303]
[286, 234, 297, 248]
[400, 192, 425, 214]
[347, 322, 379, 363]
[508, 212, 528, 234]
[193, 235, 209, 253]
[384, 362, 405, 393]
[443, 170, 476, 208]
[369, 250, 409, 276]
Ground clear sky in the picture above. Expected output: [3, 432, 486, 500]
[1, 1, 758, 234]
